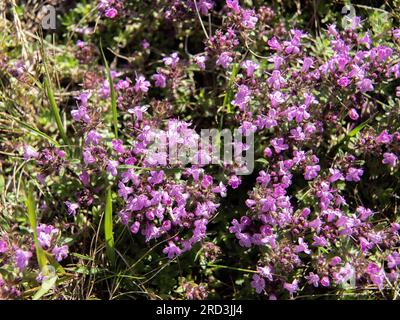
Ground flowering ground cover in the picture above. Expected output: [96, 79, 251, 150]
[0, 0, 400, 300]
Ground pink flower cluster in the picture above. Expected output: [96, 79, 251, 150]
[97, 0, 124, 19]
[0, 223, 68, 298]
[208, 3, 400, 296]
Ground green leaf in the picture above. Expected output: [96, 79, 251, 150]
[255, 158, 269, 166]
[207, 263, 258, 274]
[329, 118, 371, 155]
[100, 41, 118, 139]
[66, 266, 101, 276]
[0, 174, 4, 194]
[44, 251, 66, 275]
[347, 120, 370, 138]
[71, 253, 94, 261]
[44, 77, 70, 146]
[32, 275, 58, 300]
[223, 63, 239, 114]
[25, 182, 47, 270]
[7, 115, 60, 147]
[105, 186, 115, 265]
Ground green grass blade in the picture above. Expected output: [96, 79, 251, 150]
[104, 186, 115, 265]
[347, 119, 369, 137]
[32, 274, 57, 300]
[223, 63, 239, 114]
[207, 263, 258, 274]
[25, 183, 47, 270]
[44, 251, 66, 275]
[6, 115, 60, 147]
[328, 118, 371, 156]
[100, 42, 118, 138]
[44, 77, 70, 146]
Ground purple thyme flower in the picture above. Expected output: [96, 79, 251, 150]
[330, 256, 342, 266]
[112, 139, 125, 154]
[271, 138, 288, 154]
[152, 73, 167, 88]
[294, 237, 311, 254]
[386, 253, 400, 269]
[105, 7, 118, 18]
[320, 276, 330, 287]
[52, 245, 69, 262]
[241, 60, 259, 77]
[71, 106, 91, 123]
[85, 130, 102, 146]
[116, 78, 130, 91]
[121, 169, 140, 186]
[283, 279, 299, 295]
[201, 175, 214, 189]
[238, 121, 257, 136]
[14, 249, 32, 272]
[289, 127, 305, 141]
[356, 206, 374, 221]
[216, 52, 233, 69]
[251, 274, 265, 294]
[148, 170, 164, 185]
[194, 55, 207, 70]
[163, 52, 180, 69]
[23, 145, 39, 161]
[306, 272, 319, 287]
[65, 201, 79, 216]
[366, 263, 385, 289]
[141, 39, 150, 49]
[376, 130, 393, 144]
[118, 182, 133, 201]
[83, 149, 95, 165]
[163, 241, 181, 259]
[267, 70, 285, 89]
[304, 165, 320, 180]
[301, 57, 313, 72]
[37, 224, 59, 249]
[268, 36, 282, 51]
[257, 266, 273, 281]
[128, 105, 148, 121]
[0, 240, 8, 254]
[106, 160, 119, 176]
[241, 9, 258, 29]
[228, 175, 241, 189]
[130, 221, 140, 234]
[349, 108, 359, 121]
[226, 0, 240, 14]
[383, 152, 398, 167]
[256, 170, 271, 186]
[329, 168, 344, 182]
[232, 85, 251, 111]
[312, 235, 328, 247]
[212, 182, 227, 197]
[196, 0, 214, 15]
[357, 78, 374, 93]
[345, 167, 364, 182]
[269, 91, 285, 107]
[337, 76, 350, 87]
[134, 75, 151, 93]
